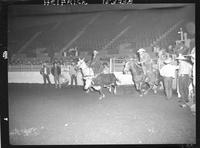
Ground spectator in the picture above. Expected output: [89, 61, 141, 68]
[102, 62, 110, 74]
[167, 45, 174, 54]
[160, 58, 178, 99]
[176, 54, 193, 104]
[51, 61, 61, 88]
[190, 47, 195, 88]
[60, 62, 69, 86]
[40, 62, 51, 86]
[69, 62, 78, 88]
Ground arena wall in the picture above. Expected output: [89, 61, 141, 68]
[8, 72, 134, 86]
[8, 71, 177, 90]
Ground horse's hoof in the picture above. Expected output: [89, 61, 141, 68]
[113, 91, 116, 95]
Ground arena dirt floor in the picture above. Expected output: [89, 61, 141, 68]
[8, 84, 195, 145]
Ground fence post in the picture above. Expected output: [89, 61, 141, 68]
[110, 58, 112, 73]
[113, 57, 115, 73]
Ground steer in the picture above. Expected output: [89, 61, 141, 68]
[84, 73, 120, 100]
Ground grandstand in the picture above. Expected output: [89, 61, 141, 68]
[8, 4, 195, 71]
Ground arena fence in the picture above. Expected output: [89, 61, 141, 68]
[110, 58, 125, 73]
[8, 58, 125, 73]
[8, 59, 176, 89]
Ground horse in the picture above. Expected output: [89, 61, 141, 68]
[77, 58, 95, 93]
[77, 58, 120, 100]
[123, 58, 160, 96]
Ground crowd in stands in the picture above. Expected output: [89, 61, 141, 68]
[9, 58, 49, 65]
[8, 56, 77, 66]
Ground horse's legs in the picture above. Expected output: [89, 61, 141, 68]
[104, 85, 112, 93]
[144, 82, 154, 95]
[85, 87, 93, 93]
[177, 77, 181, 98]
[137, 82, 144, 97]
[90, 87, 94, 91]
[111, 83, 117, 95]
[86, 89, 90, 93]
[152, 84, 158, 94]
[109, 85, 112, 93]
[135, 82, 139, 91]
[98, 87, 105, 100]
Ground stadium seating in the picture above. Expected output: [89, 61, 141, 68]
[8, 5, 193, 66]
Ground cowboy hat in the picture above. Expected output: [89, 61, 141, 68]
[93, 50, 99, 54]
[137, 48, 146, 53]
[176, 54, 187, 60]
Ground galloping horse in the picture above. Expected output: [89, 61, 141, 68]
[123, 58, 159, 96]
[77, 58, 95, 93]
[77, 58, 120, 100]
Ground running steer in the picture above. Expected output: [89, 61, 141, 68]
[84, 73, 120, 100]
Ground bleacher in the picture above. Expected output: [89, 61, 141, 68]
[8, 4, 194, 72]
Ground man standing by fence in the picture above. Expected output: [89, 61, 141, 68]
[51, 61, 61, 88]
[40, 62, 51, 86]
[69, 61, 78, 88]
[160, 58, 178, 100]
[176, 54, 192, 104]
[190, 47, 195, 88]
[102, 62, 110, 74]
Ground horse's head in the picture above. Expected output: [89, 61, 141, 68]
[124, 59, 144, 76]
[77, 58, 86, 69]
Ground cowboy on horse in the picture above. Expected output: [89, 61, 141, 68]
[137, 48, 152, 81]
[89, 50, 104, 75]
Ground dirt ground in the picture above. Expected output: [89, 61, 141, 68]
[8, 84, 195, 145]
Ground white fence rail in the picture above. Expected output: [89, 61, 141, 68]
[110, 58, 126, 73]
